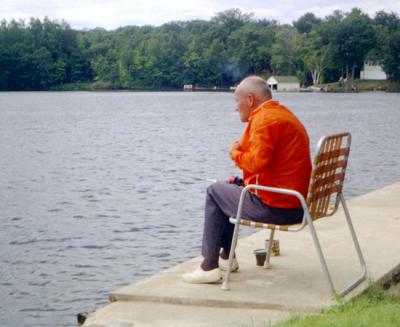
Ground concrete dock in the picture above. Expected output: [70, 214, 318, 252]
[82, 182, 400, 327]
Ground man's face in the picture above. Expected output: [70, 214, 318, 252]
[235, 90, 253, 122]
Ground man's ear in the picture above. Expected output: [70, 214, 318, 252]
[247, 93, 255, 107]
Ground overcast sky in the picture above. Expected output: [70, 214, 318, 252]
[1, 0, 399, 30]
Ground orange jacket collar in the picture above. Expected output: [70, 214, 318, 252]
[249, 99, 279, 120]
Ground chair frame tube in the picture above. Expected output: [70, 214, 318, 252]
[264, 229, 275, 269]
[337, 192, 367, 295]
[222, 185, 367, 296]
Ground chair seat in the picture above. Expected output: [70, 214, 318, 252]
[229, 217, 300, 231]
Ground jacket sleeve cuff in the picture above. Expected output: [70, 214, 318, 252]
[231, 150, 241, 162]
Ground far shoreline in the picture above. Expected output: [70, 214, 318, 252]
[1, 79, 400, 93]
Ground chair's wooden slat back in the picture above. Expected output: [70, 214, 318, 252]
[307, 133, 351, 220]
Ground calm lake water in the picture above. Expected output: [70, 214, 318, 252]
[0, 91, 399, 327]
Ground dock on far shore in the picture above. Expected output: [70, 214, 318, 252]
[81, 182, 400, 327]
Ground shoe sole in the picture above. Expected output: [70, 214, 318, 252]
[182, 277, 222, 284]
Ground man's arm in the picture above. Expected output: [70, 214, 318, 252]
[229, 141, 240, 156]
[231, 123, 278, 174]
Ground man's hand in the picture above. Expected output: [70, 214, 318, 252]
[229, 141, 240, 156]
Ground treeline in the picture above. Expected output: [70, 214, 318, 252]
[1, 8, 400, 91]
[0, 18, 91, 90]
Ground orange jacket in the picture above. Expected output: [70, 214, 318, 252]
[231, 100, 311, 208]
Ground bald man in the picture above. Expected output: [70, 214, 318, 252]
[182, 76, 312, 284]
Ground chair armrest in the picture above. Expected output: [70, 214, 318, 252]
[235, 184, 310, 232]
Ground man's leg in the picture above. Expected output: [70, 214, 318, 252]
[201, 182, 304, 269]
[183, 182, 303, 283]
[181, 183, 235, 283]
[201, 183, 241, 270]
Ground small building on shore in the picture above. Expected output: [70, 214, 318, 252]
[267, 76, 300, 91]
[183, 84, 194, 91]
[360, 58, 387, 80]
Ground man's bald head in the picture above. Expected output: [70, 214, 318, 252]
[234, 76, 273, 122]
[235, 76, 272, 103]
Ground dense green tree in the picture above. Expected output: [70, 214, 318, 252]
[228, 23, 275, 78]
[271, 25, 300, 76]
[0, 18, 91, 90]
[374, 11, 400, 32]
[32, 47, 53, 88]
[207, 39, 229, 86]
[371, 11, 400, 59]
[0, 9, 398, 91]
[383, 31, 400, 81]
[298, 31, 328, 85]
[293, 13, 321, 34]
[329, 9, 376, 87]
[183, 39, 206, 85]
[373, 11, 400, 80]
[211, 8, 253, 39]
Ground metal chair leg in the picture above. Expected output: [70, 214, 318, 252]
[264, 229, 275, 269]
[222, 220, 241, 291]
[337, 193, 367, 296]
[222, 187, 249, 291]
[305, 212, 336, 294]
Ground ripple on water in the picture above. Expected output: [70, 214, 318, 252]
[113, 227, 141, 233]
[149, 252, 170, 258]
[81, 244, 110, 250]
[9, 237, 83, 245]
[96, 214, 111, 218]
[47, 208, 62, 212]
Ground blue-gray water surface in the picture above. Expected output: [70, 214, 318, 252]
[0, 91, 399, 327]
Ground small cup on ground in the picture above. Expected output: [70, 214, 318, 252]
[254, 249, 267, 266]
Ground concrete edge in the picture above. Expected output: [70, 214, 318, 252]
[107, 246, 400, 314]
[376, 263, 400, 290]
[108, 292, 323, 313]
[345, 262, 400, 301]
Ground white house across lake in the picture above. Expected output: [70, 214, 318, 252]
[360, 58, 387, 80]
[267, 76, 300, 91]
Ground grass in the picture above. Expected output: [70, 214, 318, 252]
[322, 79, 400, 92]
[273, 285, 400, 327]
[47, 79, 400, 92]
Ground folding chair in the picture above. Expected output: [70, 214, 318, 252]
[222, 132, 367, 296]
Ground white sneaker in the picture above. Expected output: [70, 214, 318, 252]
[182, 267, 222, 284]
[219, 257, 239, 272]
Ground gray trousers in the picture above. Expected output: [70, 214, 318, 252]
[201, 182, 303, 268]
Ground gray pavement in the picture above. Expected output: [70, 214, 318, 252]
[83, 182, 400, 327]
